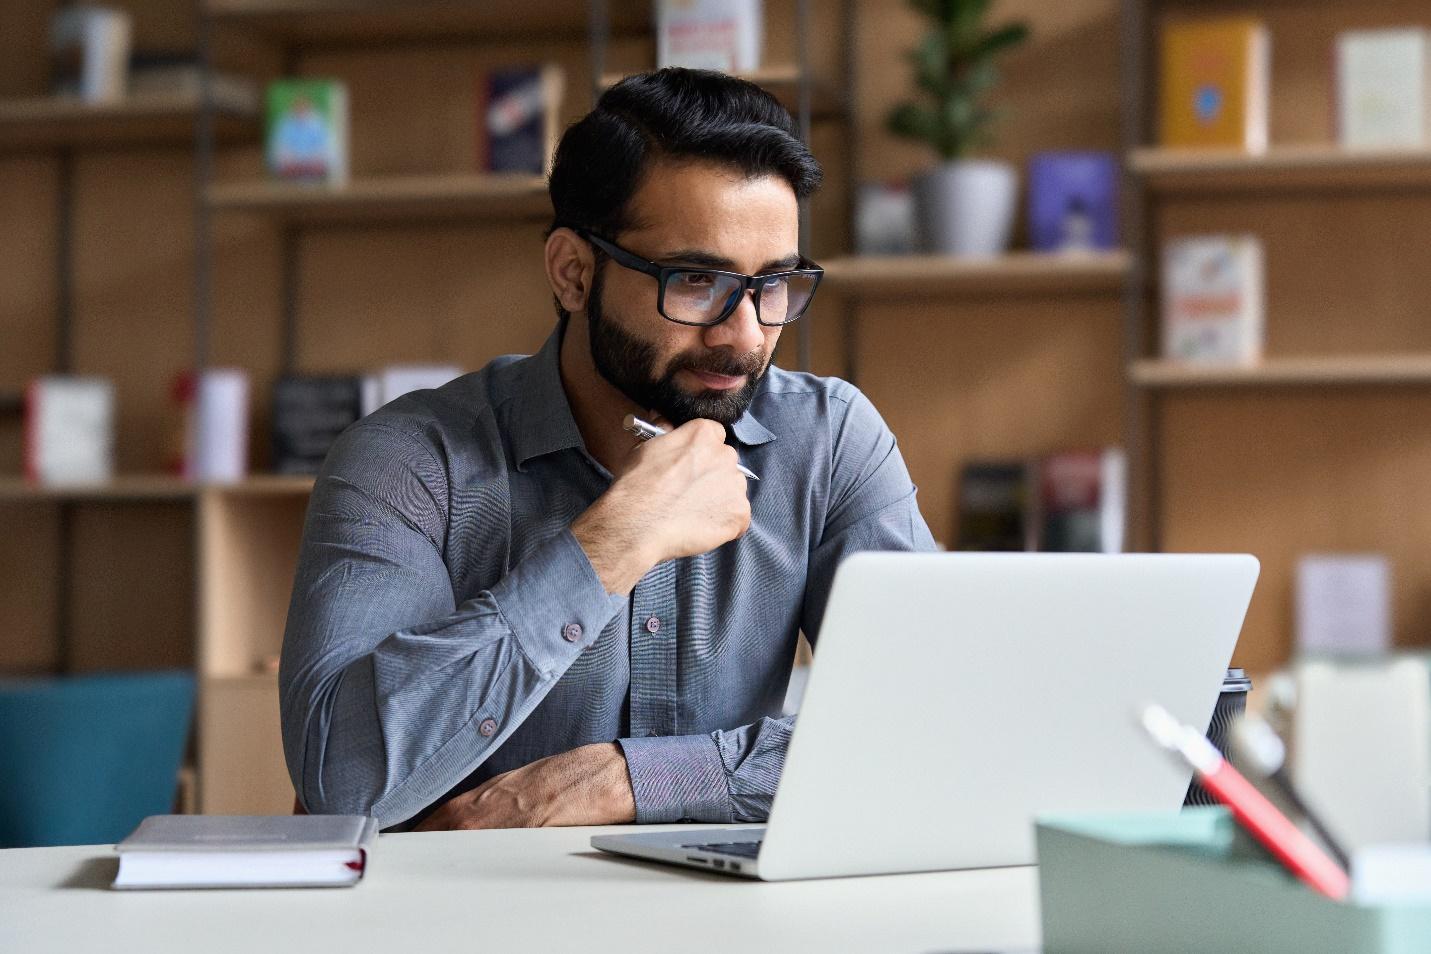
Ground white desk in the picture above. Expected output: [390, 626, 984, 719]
[0, 824, 1041, 953]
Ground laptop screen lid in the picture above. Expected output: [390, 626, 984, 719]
[755, 552, 1258, 881]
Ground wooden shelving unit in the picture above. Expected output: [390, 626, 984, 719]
[206, 173, 551, 223]
[600, 65, 841, 118]
[204, 0, 649, 43]
[0, 91, 257, 151]
[1132, 356, 1431, 390]
[821, 251, 1132, 298]
[1130, 145, 1431, 192]
[0, 475, 197, 503]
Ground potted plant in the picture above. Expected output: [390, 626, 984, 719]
[888, 0, 1030, 257]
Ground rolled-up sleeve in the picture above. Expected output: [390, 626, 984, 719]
[278, 422, 625, 829]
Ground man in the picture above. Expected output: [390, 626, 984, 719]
[279, 68, 936, 831]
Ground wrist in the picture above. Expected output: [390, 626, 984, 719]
[572, 492, 658, 594]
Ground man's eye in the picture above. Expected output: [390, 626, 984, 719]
[680, 272, 715, 287]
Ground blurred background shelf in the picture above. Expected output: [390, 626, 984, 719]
[205, 174, 552, 223]
[1132, 356, 1431, 389]
[204, 0, 650, 44]
[820, 251, 1132, 298]
[1129, 146, 1431, 192]
[0, 476, 196, 503]
[600, 65, 841, 118]
[0, 91, 257, 151]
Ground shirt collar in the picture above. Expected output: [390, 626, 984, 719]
[509, 322, 587, 472]
[507, 321, 779, 469]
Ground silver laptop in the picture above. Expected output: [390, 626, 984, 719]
[591, 552, 1259, 880]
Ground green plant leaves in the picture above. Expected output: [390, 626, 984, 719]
[885, 0, 1031, 160]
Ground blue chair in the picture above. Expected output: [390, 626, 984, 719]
[0, 670, 195, 847]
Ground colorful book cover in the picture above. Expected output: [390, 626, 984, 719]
[265, 79, 349, 185]
[1161, 235, 1265, 364]
[1159, 17, 1269, 151]
[481, 64, 564, 175]
[1026, 152, 1119, 253]
[1337, 29, 1430, 148]
[656, 0, 763, 72]
[1036, 449, 1125, 554]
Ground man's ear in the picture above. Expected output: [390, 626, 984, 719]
[545, 227, 596, 314]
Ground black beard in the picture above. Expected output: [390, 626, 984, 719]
[585, 273, 767, 426]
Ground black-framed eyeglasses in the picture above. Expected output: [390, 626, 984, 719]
[577, 229, 824, 327]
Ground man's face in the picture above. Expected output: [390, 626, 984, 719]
[584, 159, 800, 426]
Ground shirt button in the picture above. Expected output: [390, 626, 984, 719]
[644, 616, 662, 634]
[562, 622, 583, 642]
[478, 718, 497, 737]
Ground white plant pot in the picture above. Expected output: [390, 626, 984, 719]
[913, 160, 1019, 257]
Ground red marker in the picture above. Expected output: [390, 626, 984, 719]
[1140, 703, 1350, 901]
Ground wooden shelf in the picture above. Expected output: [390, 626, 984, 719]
[205, 0, 649, 44]
[1132, 355, 1431, 389]
[820, 250, 1131, 298]
[0, 91, 257, 151]
[205, 474, 316, 496]
[1129, 145, 1431, 192]
[0, 475, 196, 503]
[600, 65, 842, 118]
[207, 173, 551, 223]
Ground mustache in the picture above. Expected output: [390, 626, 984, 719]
[668, 349, 766, 378]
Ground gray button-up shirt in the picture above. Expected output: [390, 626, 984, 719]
[279, 321, 936, 829]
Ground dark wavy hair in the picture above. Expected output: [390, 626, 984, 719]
[546, 67, 822, 318]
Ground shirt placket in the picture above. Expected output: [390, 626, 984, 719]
[627, 559, 679, 738]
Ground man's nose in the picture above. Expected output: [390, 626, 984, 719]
[702, 289, 764, 356]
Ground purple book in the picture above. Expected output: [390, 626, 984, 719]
[1027, 152, 1119, 253]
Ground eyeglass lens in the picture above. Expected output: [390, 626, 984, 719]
[662, 271, 818, 326]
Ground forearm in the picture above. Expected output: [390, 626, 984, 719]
[282, 529, 625, 828]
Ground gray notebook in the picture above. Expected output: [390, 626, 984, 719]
[113, 815, 377, 890]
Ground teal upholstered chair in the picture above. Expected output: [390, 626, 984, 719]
[0, 670, 195, 847]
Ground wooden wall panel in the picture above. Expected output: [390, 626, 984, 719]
[72, 150, 195, 473]
[1160, 391, 1431, 673]
[856, 295, 1124, 545]
[67, 503, 195, 673]
[0, 504, 61, 673]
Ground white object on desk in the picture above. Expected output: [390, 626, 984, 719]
[1352, 842, 1431, 905]
[0, 826, 1039, 954]
[1293, 659, 1431, 854]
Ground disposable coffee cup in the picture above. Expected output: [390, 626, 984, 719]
[1183, 668, 1252, 807]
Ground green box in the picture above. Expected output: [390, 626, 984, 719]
[1036, 808, 1431, 953]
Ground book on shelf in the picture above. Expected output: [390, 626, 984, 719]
[49, 6, 132, 103]
[955, 451, 1126, 554]
[128, 53, 259, 113]
[114, 814, 376, 890]
[1159, 17, 1269, 151]
[656, 0, 763, 72]
[172, 368, 250, 483]
[24, 376, 115, 486]
[265, 79, 349, 185]
[1036, 448, 1125, 555]
[361, 365, 464, 417]
[1336, 29, 1430, 149]
[955, 461, 1034, 552]
[480, 64, 565, 176]
[1026, 152, 1119, 254]
[1160, 234, 1264, 365]
[272, 375, 364, 476]
[854, 179, 916, 255]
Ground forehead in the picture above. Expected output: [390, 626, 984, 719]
[621, 158, 799, 258]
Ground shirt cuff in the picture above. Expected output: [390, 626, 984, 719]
[486, 527, 627, 676]
[618, 733, 732, 824]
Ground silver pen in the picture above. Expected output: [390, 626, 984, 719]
[623, 414, 760, 481]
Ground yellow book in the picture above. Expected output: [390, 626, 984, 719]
[1159, 17, 1269, 151]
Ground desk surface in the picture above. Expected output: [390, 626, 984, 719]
[0, 824, 1041, 953]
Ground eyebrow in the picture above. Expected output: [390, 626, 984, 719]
[657, 248, 803, 273]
